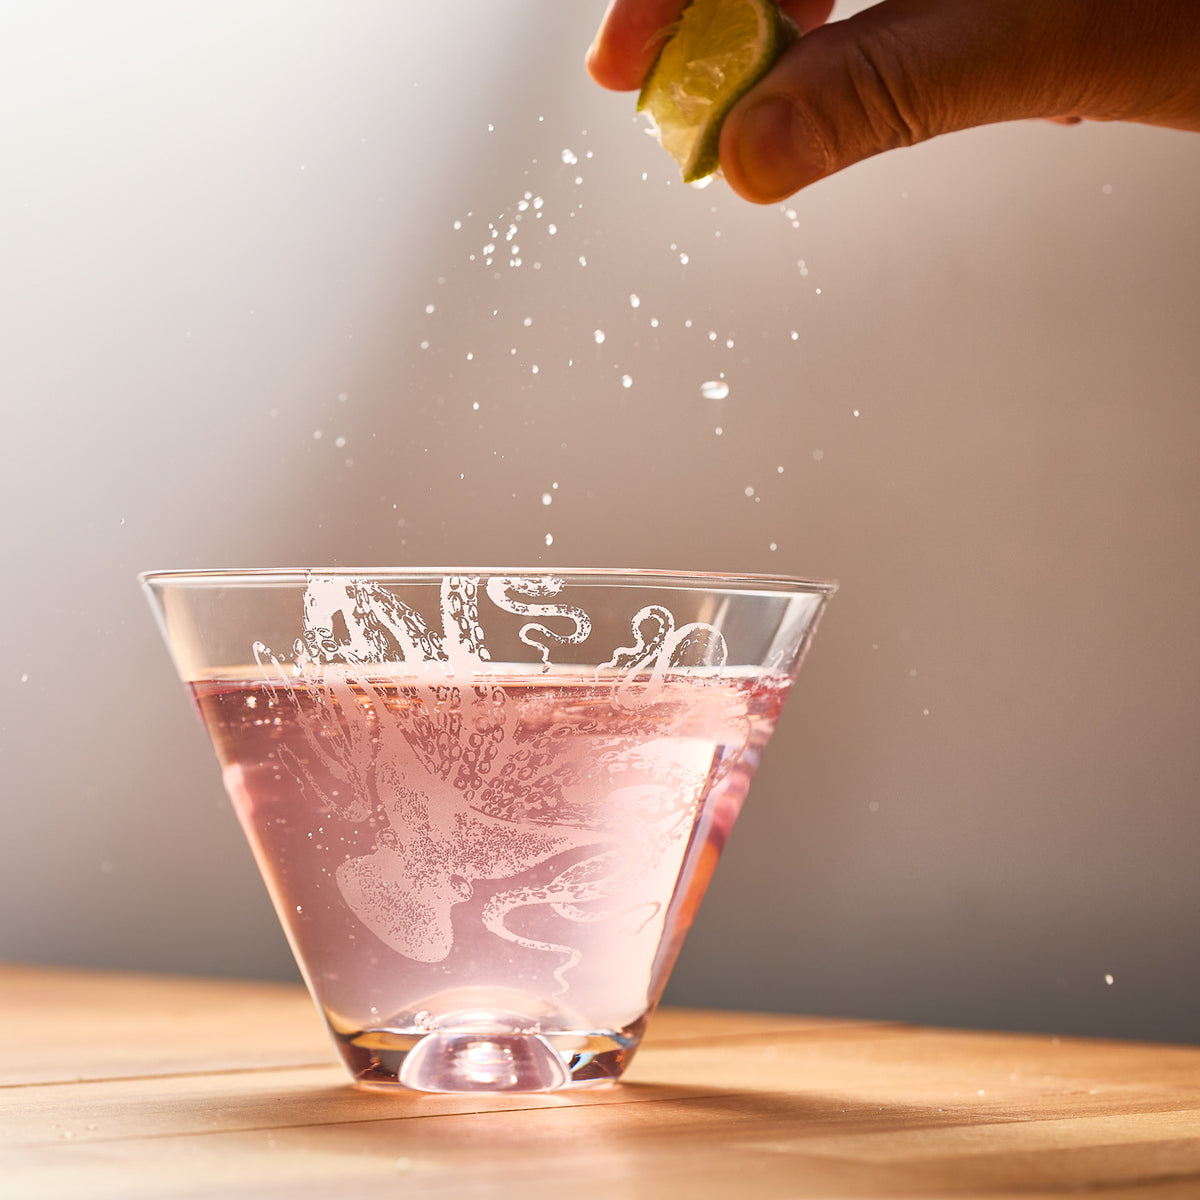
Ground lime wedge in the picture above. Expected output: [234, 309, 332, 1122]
[638, 0, 800, 184]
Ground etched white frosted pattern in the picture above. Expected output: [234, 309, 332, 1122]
[187, 573, 802, 1089]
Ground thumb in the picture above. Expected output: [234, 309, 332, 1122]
[718, 1, 1097, 202]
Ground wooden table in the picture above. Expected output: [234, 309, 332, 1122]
[3, 964, 1199, 1198]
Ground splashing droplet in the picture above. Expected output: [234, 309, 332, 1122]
[701, 380, 729, 400]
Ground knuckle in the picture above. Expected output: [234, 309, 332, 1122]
[840, 34, 930, 152]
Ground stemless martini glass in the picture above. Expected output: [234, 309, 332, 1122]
[142, 568, 834, 1093]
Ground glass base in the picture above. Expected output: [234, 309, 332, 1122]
[334, 1012, 646, 1093]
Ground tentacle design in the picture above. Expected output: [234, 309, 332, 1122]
[253, 574, 728, 994]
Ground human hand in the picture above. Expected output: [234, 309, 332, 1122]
[587, 0, 1200, 202]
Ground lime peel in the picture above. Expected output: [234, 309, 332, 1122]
[637, 0, 800, 184]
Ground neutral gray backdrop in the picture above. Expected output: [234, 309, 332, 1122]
[2, 1, 1198, 1044]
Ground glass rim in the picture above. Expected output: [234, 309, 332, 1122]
[139, 566, 837, 596]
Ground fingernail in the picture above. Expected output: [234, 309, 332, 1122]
[733, 97, 826, 202]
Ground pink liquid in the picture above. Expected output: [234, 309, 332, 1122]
[193, 670, 788, 1089]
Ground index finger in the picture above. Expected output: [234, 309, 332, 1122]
[586, 0, 839, 92]
[587, 0, 687, 92]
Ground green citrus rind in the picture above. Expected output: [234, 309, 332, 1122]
[637, 0, 800, 183]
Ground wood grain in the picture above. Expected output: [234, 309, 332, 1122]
[3, 964, 1199, 1198]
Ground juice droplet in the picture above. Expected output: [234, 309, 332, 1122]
[701, 380, 729, 400]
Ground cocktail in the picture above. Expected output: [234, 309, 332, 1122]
[142, 569, 834, 1093]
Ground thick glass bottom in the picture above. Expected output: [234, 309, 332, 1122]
[334, 1011, 646, 1093]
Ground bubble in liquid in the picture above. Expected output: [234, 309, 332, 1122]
[621, 374, 633, 389]
[541, 492, 552, 506]
[562, 149, 578, 165]
[593, 329, 605, 344]
[545, 533, 554, 546]
[425, 303, 436, 314]
[629, 293, 641, 308]
[701, 380, 729, 400]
